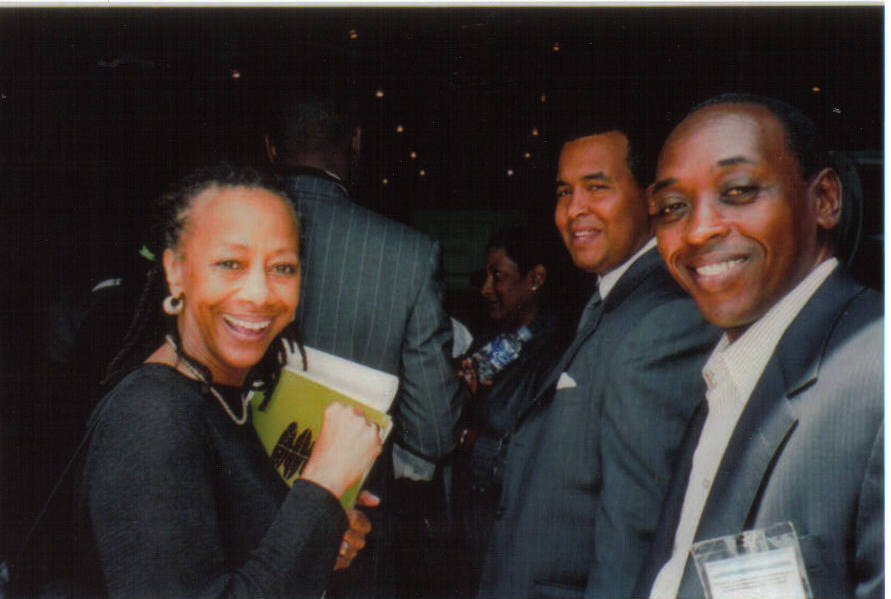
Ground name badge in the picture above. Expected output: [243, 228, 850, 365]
[691, 522, 812, 599]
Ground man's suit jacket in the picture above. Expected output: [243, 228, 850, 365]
[636, 269, 883, 599]
[478, 248, 720, 599]
[285, 171, 461, 467]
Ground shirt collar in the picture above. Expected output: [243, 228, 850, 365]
[703, 257, 839, 403]
[597, 237, 657, 301]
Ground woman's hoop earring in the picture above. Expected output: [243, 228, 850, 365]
[163, 294, 184, 315]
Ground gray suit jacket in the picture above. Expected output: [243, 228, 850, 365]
[478, 248, 720, 599]
[636, 269, 883, 599]
[285, 172, 461, 467]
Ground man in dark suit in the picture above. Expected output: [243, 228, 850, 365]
[477, 120, 719, 599]
[264, 94, 462, 598]
[637, 94, 882, 599]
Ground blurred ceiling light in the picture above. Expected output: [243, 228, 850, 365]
[410, 151, 417, 159]
[552, 42, 560, 52]
[524, 152, 531, 159]
[382, 177, 389, 185]
[419, 169, 426, 177]
[396, 124, 404, 133]
[811, 86, 821, 93]
[531, 128, 539, 136]
[375, 88, 384, 98]
[349, 29, 359, 40]
[540, 93, 547, 103]
[231, 69, 241, 79]
[507, 169, 515, 177]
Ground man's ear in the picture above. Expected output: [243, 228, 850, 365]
[528, 264, 546, 291]
[264, 134, 277, 165]
[162, 248, 184, 299]
[810, 167, 842, 231]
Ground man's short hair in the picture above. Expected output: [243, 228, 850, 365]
[554, 114, 654, 189]
[265, 92, 357, 160]
[691, 93, 832, 180]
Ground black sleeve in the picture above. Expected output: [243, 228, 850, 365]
[80, 377, 348, 599]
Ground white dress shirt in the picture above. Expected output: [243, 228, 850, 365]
[649, 258, 838, 599]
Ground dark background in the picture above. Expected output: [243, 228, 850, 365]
[1, 6, 883, 287]
[0, 5, 883, 554]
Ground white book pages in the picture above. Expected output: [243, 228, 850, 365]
[282, 344, 399, 414]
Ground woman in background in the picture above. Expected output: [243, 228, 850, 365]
[453, 225, 575, 591]
[76, 165, 381, 599]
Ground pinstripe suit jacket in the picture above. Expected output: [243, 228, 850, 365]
[635, 270, 884, 599]
[285, 172, 461, 467]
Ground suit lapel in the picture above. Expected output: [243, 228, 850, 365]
[544, 294, 605, 385]
[513, 248, 664, 422]
[634, 400, 709, 598]
[692, 360, 797, 541]
[773, 270, 865, 397]
[675, 269, 866, 596]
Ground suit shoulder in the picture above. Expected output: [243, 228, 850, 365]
[824, 284, 883, 355]
[611, 267, 720, 358]
[808, 287, 884, 409]
[302, 196, 438, 253]
[623, 262, 707, 322]
[840, 284, 883, 324]
[826, 306, 883, 372]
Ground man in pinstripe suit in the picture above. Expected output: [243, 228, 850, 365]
[637, 94, 882, 599]
[265, 95, 462, 598]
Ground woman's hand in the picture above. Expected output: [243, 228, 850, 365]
[458, 357, 480, 394]
[333, 491, 380, 571]
[301, 402, 383, 498]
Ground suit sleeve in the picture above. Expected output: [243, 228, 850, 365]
[585, 297, 718, 599]
[81, 386, 348, 599]
[392, 238, 462, 472]
[854, 422, 883, 599]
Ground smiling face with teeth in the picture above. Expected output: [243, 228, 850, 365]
[163, 185, 300, 386]
[554, 131, 651, 275]
[649, 103, 840, 340]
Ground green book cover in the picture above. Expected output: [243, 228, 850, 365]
[252, 346, 397, 509]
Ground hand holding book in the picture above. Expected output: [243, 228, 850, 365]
[300, 403, 383, 498]
[252, 345, 399, 508]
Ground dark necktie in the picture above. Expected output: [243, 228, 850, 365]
[532, 287, 602, 403]
[575, 287, 602, 335]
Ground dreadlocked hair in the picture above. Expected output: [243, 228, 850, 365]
[102, 163, 305, 395]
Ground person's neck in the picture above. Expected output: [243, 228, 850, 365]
[146, 336, 246, 387]
[499, 305, 538, 333]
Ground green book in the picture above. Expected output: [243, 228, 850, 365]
[251, 346, 397, 509]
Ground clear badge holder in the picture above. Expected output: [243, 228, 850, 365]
[691, 522, 813, 599]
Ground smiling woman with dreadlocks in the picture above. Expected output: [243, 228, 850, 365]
[74, 165, 382, 599]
